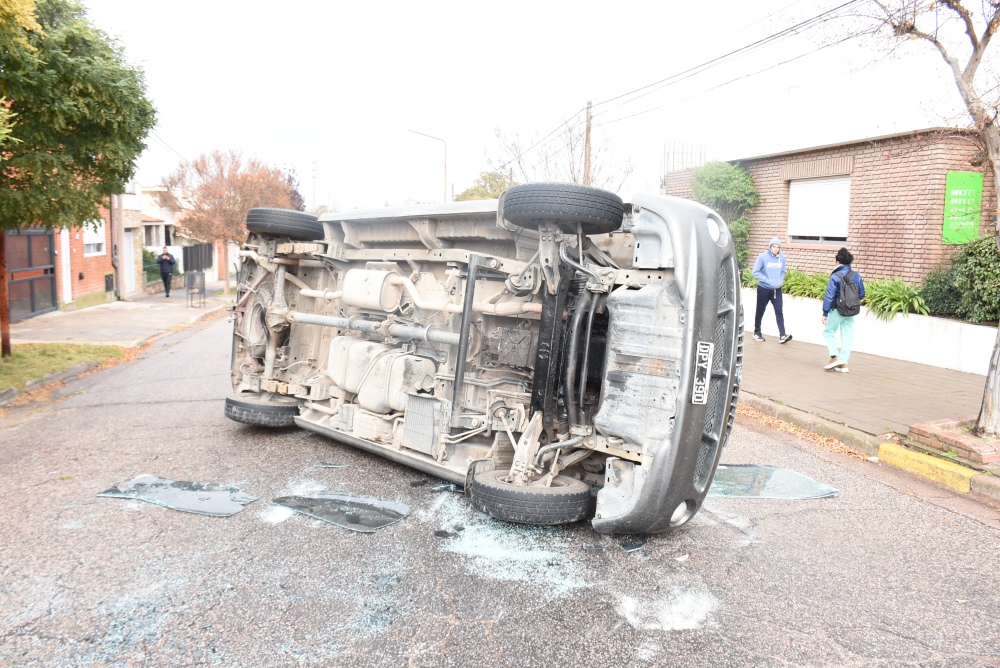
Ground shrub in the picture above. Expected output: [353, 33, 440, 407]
[142, 249, 159, 281]
[863, 278, 929, 321]
[741, 267, 757, 289]
[729, 215, 751, 268]
[689, 162, 759, 267]
[919, 265, 962, 317]
[782, 268, 827, 299]
[952, 235, 1000, 323]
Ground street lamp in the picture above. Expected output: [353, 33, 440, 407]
[409, 130, 447, 203]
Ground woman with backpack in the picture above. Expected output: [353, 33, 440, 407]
[822, 247, 865, 373]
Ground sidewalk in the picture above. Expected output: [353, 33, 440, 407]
[10, 281, 232, 347]
[741, 336, 984, 437]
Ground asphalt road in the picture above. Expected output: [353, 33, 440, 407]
[1, 319, 999, 667]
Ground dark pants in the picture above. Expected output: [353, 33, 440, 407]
[161, 272, 172, 295]
[754, 286, 785, 336]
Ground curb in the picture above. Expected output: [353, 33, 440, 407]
[0, 360, 99, 408]
[133, 304, 228, 348]
[877, 443, 978, 492]
[741, 393, 1000, 504]
[877, 443, 1000, 503]
[738, 394, 880, 457]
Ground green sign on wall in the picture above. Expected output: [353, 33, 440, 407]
[943, 171, 983, 244]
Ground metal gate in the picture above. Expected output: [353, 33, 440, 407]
[6, 228, 57, 322]
[182, 243, 213, 272]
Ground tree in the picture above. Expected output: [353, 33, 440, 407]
[854, 1, 1000, 436]
[491, 121, 634, 193]
[0, 0, 155, 357]
[160, 150, 296, 293]
[689, 161, 760, 266]
[454, 170, 516, 201]
[284, 169, 306, 211]
[0, 0, 38, 147]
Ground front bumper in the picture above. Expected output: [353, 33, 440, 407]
[592, 194, 742, 534]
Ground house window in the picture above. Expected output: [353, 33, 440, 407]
[83, 219, 106, 256]
[144, 225, 162, 247]
[787, 176, 850, 244]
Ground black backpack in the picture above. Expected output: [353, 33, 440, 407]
[834, 270, 861, 317]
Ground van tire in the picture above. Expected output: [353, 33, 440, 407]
[502, 183, 624, 235]
[245, 208, 323, 241]
[224, 394, 300, 427]
[470, 470, 592, 525]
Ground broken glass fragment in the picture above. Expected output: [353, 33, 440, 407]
[434, 529, 458, 539]
[315, 462, 349, 469]
[708, 465, 839, 499]
[429, 483, 464, 494]
[617, 534, 648, 552]
[271, 493, 409, 532]
[98, 474, 257, 517]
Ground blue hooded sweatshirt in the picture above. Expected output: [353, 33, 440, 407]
[752, 237, 787, 290]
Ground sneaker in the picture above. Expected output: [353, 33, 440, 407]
[823, 358, 845, 370]
[834, 366, 849, 373]
[779, 334, 792, 344]
[753, 332, 765, 342]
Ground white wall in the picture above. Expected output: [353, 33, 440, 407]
[742, 288, 994, 376]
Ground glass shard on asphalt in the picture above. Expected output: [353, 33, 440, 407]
[98, 474, 257, 516]
[429, 483, 464, 494]
[271, 492, 410, 532]
[708, 465, 839, 499]
[617, 534, 648, 552]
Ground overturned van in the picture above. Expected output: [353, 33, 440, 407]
[225, 183, 742, 533]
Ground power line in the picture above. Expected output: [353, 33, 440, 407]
[598, 34, 859, 127]
[498, 0, 861, 170]
[590, 0, 861, 112]
[150, 131, 190, 165]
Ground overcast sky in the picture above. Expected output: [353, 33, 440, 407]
[80, 0, 968, 211]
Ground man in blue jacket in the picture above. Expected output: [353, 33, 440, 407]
[751, 237, 792, 343]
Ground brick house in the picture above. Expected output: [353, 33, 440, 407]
[662, 128, 996, 284]
[5, 193, 148, 322]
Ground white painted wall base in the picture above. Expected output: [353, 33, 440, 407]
[741, 287, 995, 376]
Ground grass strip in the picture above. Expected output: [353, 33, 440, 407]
[0, 343, 126, 392]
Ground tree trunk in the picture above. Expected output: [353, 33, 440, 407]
[0, 231, 10, 358]
[222, 238, 231, 295]
[975, 126, 1000, 437]
[976, 332, 1000, 437]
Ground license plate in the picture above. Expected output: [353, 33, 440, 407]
[691, 341, 715, 405]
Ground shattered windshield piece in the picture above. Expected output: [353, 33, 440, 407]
[98, 474, 257, 516]
[708, 465, 839, 499]
[272, 492, 410, 532]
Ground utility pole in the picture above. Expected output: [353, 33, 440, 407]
[583, 100, 592, 187]
[409, 130, 447, 203]
[311, 156, 318, 209]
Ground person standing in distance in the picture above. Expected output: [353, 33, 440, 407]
[751, 237, 792, 343]
[156, 246, 176, 298]
[822, 247, 865, 373]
